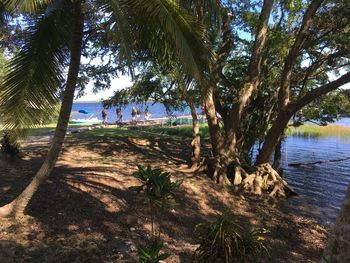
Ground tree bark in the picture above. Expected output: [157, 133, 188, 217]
[204, 86, 223, 157]
[0, 2, 84, 217]
[273, 137, 282, 172]
[256, 110, 292, 165]
[322, 182, 350, 262]
[234, 0, 274, 120]
[189, 101, 201, 166]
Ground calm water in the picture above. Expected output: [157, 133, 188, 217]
[72, 102, 196, 122]
[283, 136, 350, 225]
[73, 102, 350, 224]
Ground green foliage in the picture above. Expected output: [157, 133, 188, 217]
[0, 131, 20, 159]
[130, 165, 180, 261]
[137, 239, 170, 263]
[129, 165, 182, 215]
[193, 214, 268, 263]
[297, 91, 350, 124]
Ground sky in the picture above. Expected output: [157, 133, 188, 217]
[75, 74, 133, 102]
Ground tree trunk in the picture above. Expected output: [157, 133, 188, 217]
[273, 137, 283, 172]
[189, 101, 201, 167]
[256, 111, 291, 165]
[322, 182, 350, 262]
[0, 3, 84, 217]
[204, 86, 223, 157]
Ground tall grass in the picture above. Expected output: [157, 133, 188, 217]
[146, 123, 350, 139]
[287, 124, 350, 138]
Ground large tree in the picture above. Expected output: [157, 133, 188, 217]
[0, 0, 210, 217]
[199, 0, 350, 196]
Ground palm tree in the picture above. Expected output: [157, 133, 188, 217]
[0, 0, 211, 217]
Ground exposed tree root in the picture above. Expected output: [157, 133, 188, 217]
[206, 158, 297, 197]
[206, 157, 231, 185]
[238, 163, 297, 197]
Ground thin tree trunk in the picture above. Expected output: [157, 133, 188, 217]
[189, 101, 201, 166]
[204, 87, 223, 157]
[0, 3, 84, 217]
[322, 182, 350, 262]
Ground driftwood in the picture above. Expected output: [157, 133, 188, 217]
[289, 156, 350, 167]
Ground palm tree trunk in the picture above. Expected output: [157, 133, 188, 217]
[189, 101, 200, 166]
[322, 182, 350, 262]
[0, 2, 84, 217]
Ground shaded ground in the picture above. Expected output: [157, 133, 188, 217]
[0, 128, 328, 262]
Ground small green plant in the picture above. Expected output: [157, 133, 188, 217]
[0, 132, 20, 160]
[193, 213, 269, 263]
[129, 165, 182, 235]
[137, 239, 170, 263]
[129, 165, 181, 263]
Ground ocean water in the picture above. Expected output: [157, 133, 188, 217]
[72, 102, 198, 123]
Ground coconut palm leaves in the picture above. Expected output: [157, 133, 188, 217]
[2, 0, 52, 13]
[105, 0, 211, 80]
[0, 1, 72, 136]
[126, 0, 210, 79]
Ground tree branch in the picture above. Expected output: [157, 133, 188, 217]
[236, 0, 274, 118]
[278, 0, 324, 108]
[289, 72, 350, 112]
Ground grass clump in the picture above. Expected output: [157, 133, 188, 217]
[288, 124, 350, 138]
[193, 213, 269, 263]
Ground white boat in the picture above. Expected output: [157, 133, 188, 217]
[69, 117, 101, 124]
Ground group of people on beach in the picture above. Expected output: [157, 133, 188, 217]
[101, 106, 151, 124]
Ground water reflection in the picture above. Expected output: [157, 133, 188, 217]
[282, 136, 350, 225]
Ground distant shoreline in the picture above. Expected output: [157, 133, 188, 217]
[73, 100, 156, 104]
[74, 100, 101, 103]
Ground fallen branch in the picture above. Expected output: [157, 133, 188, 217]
[289, 157, 350, 167]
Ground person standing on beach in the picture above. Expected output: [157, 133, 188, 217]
[116, 108, 123, 124]
[136, 107, 141, 121]
[131, 107, 137, 123]
[144, 106, 151, 120]
[102, 108, 107, 124]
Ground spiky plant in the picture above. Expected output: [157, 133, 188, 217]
[193, 213, 269, 263]
[129, 165, 182, 236]
[137, 239, 170, 263]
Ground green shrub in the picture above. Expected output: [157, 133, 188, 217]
[0, 132, 20, 159]
[193, 213, 269, 263]
[137, 239, 170, 263]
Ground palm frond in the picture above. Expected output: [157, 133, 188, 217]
[2, 0, 52, 13]
[0, 2, 73, 138]
[102, 0, 136, 76]
[118, 0, 211, 83]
